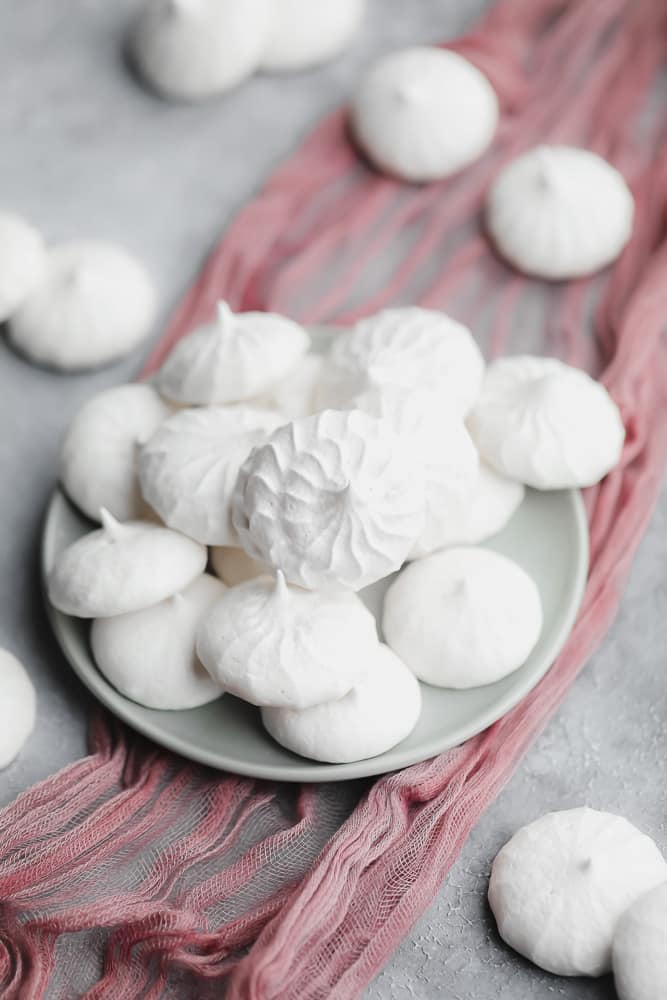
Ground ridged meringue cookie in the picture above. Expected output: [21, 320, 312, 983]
[131, 0, 272, 100]
[260, 0, 365, 72]
[156, 301, 310, 405]
[261, 643, 421, 763]
[0, 212, 45, 322]
[351, 47, 498, 182]
[351, 385, 480, 559]
[383, 547, 542, 688]
[60, 384, 171, 523]
[197, 571, 378, 708]
[468, 355, 625, 489]
[232, 409, 426, 591]
[319, 308, 484, 416]
[488, 808, 667, 977]
[209, 545, 267, 586]
[8, 241, 156, 371]
[268, 353, 325, 419]
[486, 145, 634, 279]
[91, 574, 225, 709]
[139, 405, 283, 545]
[612, 881, 667, 1000]
[0, 649, 36, 769]
[48, 509, 207, 618]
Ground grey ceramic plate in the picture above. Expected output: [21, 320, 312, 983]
[42, 484, 588, 782]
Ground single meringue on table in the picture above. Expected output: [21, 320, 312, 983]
[60, 383, 171, 523]
[351, 46, 499, 183]
[0, 649, 36, 769]
[0, 212, 45, 322]
[209, 545, 267, 587]
[318, 307, 485, 416]
[197, 571, 378, 708]
[612, 881, 667, 1000]
[468, 355, 625, 489]
[488, 808, 667, 977]
[383, 547, 542, 689]
[91, 574, 225, 710]
[8, 241, 156, 371]
[261, 643, 421, 763]
[48, 509, 207, 618]
[156, 301, 310, 405]
[130, 0, 272, 101]
[486, 145, 634, 279]
[260, 0, 365, 72]
[351, 385, 480, 559]
[232, 409, 426, 592]
[139, 405, 283, 546]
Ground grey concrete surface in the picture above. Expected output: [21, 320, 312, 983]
[0, 2, 664, 998]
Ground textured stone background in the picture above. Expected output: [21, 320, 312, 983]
[0, 2, 665, 997]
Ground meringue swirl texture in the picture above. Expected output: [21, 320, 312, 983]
[232, 409, 426, 591]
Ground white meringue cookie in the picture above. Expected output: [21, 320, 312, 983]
[131, 0, 272, 100]
[486, 145, 634, 279]
[8, 241, 156, 371]
[60, 383, 171, 523]
[261, 643, 421, 763]
[0, 649, 36, 769]
[232, 409, 426, 591]
[91, 574, 225, 709]
[320, 308, 484, 416]
[468, 355, 625, 489]
[612, 881, 667, 1000]
[383, 546, 542, 688]
[351, 385, 480, 559]
[197, 571, 378, 708]
[261, 0, 365, 72]
[268, 353, 325, 419]
[489, 808, 667, 977]
[48, 509, 207, 618]
[0, 212, 45, 322]
[156, 301, 310, 405]
[139, 405, 283, 545]
[351, 46, 498, 183]
[417, 461, 524, 551]
[209, 545, 267, 586]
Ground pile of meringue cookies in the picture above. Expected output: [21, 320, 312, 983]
[47, 300, 625, 766]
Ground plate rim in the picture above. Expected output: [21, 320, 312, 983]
[41, 486, 589, 782]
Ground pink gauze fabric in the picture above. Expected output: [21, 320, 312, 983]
[3, 1, 667, 997]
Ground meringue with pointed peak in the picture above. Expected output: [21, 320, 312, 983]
[8, 241, 156, 370]
[383, 546, 542, 688]
[131, 0, 272, 101]
[48, 509, 207, 618]
[268, 353, 325, 419]
[156, 301, 310, 405]
[209, 545, 267, 586]
[468, 355, 625, 489]
[351, 46, 498, 182]
[139, 405, 283, 545]
[318, 307, 484, 415]
[612, 881, 667, 1000]
[487, 145, 634, 279]
[0, 212, 45, 322]
[489, 808, 667, 977]
[417, 461, 524, 551]
[232, 409, 426, 591]
[351, 385, 480, 558]
[197, 571, 378, 708]
[0, 649, 36, 769]
[91, 573, 225, 709]
[262, 643, 421, 762]
[60, 383, 171, 523]
[261, 0, 365, 72]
